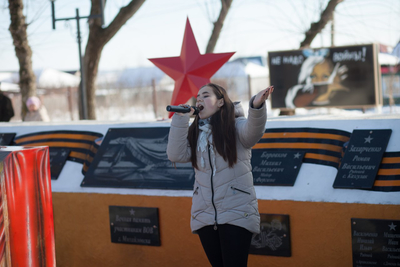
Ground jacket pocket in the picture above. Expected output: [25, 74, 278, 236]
[231, 186, 250, 195]
[193, 186, 199, 196]
[221, 183, 254, 211]
[191, 183, 208, 214]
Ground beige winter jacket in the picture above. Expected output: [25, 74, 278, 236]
[167, 99, 267, 234]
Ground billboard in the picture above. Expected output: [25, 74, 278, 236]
[268, 44, 381, 110]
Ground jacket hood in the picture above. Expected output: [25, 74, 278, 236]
[234, 101, 244, 118]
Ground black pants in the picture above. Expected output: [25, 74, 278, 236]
[197, 224, 253, 267]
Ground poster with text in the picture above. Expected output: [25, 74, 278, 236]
[268, 44, 381, 110]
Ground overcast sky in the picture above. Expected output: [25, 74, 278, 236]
[0, 0, 399, 72]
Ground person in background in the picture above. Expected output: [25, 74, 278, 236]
[167, 83, 274, 267]
[24, 96, 50, 122]
[0, 82, 15, 122]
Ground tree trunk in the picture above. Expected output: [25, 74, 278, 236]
[205, 0, 233, 54]
[84, 30, 104, 120]
[300, 0, 343, 48]
[83, 0, 146, 120]
[8, 0, 36, 120]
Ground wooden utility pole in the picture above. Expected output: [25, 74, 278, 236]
[152, 79, 158, 118]
[50, 0, 105, 120]
[331, 12, 335, 46]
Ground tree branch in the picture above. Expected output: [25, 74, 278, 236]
[94, 0, 146, 45]
[300, 0, 343, 48]
[205, 0, 233, 54]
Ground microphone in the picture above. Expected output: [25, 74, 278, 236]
[166, 105, 201, 115]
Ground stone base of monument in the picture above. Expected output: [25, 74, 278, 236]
[0, 114, 399, 266]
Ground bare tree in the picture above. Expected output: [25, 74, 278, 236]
[83, 0, 146, 120]
[205, 0, 233, 54]
[300, 0, 343, 48]
[8, 0, 36, 119]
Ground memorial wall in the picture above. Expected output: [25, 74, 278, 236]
[1, 113, 399, 266]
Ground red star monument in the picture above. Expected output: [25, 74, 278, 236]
[149, 18, 235, 117]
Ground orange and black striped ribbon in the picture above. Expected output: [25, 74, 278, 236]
[253, 127, 351, 168]
[253, 128, 400, 192]
[13, 130, 103, 175]
[374, 152, 400, 191]
[11, 128, 400, 192]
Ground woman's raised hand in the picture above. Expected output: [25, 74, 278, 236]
[253, 86, 274, 109]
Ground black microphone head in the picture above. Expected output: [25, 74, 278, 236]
[192, 106, 200, 115]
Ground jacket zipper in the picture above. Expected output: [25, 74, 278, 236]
[208, 144, 218, 230]
[231, 186, 250, 195]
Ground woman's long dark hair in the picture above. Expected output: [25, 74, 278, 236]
[188, 83, 237, 169]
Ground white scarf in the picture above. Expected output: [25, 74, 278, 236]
[198, 121, 216, 175]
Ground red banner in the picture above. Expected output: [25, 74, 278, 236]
[1, 147, 56, 266]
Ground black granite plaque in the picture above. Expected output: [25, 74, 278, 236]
[49, 147, 70, 180]
[252, 151, 305, 186]
[0, 133, 16, 145]
[351, 218, 400, 266]
[81, 127, 194, 190]
[333, 129, 392, 189]
[249, 214, 291, 257]
[109, 206, 160, 246]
